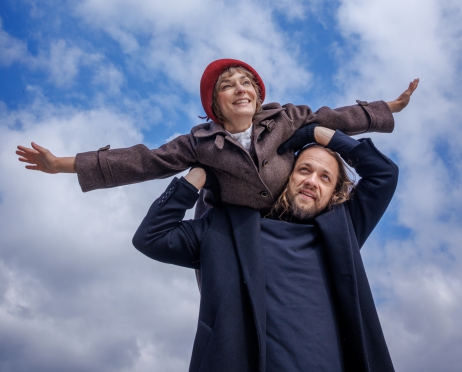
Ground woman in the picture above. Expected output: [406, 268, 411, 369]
[16, 59, 418, 213]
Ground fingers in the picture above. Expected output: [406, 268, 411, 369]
[16, 147, 40, 164]
[31, 142, 49, 154]
[25, 165, 40, 171]
[18, 157, 38, 165]
[408, 78, 419, 94]
[17, 145, 40, 155]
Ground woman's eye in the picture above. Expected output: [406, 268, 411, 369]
[243, 80, 251, 85]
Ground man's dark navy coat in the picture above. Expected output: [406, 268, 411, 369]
[133, 132, 398, 372]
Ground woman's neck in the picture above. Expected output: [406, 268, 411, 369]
[222, 118, 253, 134]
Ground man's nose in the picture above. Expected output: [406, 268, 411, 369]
[303, 174, 318, 188]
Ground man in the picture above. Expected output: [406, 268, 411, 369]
[132, 125, 398, 372]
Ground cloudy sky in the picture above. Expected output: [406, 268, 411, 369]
[1, 0, 462, 371]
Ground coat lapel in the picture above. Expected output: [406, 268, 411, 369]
[227, 206, 266, 372]
[315, 205, 369, 371]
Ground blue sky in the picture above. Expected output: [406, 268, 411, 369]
[1, 0, 462, 371]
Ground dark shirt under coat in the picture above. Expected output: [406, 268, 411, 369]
[261, 218, 344, 371]
[132, 131, 399, 372]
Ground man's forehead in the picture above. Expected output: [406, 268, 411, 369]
[295, 147, 339, 173]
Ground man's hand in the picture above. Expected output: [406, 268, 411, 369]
[387, 78, 419, 113]
[16, 142, 76, 173]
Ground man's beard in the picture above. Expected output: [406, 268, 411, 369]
[287, 191, 318, 221]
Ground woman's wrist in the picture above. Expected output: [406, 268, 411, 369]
[55, 157, 77, 173]
[387, 100, 399, 113]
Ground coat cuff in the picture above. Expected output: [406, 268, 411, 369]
[75, 145, 113, 192]
[327, 130, 360, 156]
[356, 100, 394, 133]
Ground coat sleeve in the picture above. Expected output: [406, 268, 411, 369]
[132, 177, 211, 270]
[283, 100, 394, 136]
[327, 131, 399, 248]
[75, 131, 199, 192]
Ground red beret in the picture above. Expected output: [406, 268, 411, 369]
[200, 59, 266, 124]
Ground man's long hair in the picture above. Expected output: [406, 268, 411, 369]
[268, 144, 355, 220]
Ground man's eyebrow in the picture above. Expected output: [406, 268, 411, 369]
[297, 162, 335, 176]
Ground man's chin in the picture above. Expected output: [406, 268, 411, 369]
[290, 203, 316, 221]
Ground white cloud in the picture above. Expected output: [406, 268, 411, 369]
[335, 0, 462, 370]
[45, 39, 87, 87]
[0, 18, 28, 66]
[3, 0, 462, 370]
[92, 63, 125, 94]
[0, 19, 123, 91]
[73, 0, 313, 100]
[0, 93, 199, 371]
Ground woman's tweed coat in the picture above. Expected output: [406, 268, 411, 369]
[75, 100, 393, 212]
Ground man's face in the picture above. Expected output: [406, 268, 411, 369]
[287, 147, 339, 220]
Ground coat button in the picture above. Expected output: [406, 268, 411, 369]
[262, 159, 269, 167]
[260, 191, 268, 197]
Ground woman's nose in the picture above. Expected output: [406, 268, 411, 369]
[235, 83, 245, 94]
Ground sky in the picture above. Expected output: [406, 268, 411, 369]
[1, 0, 462, 371]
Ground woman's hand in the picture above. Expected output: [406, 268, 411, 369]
[387, 78, 419, 113]
[16, 142, 76, 173]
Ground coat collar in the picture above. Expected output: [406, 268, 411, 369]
[192, 103, 286, 139]
[252, 102, 285, 124]
[193, 121, 228, 138]
[227, 206, 267, 372]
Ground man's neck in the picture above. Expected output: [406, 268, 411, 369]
[262, 211, 315, 224]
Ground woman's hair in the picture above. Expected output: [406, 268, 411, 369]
[268, 144, 356, 220]
[211, 66, 262, 124]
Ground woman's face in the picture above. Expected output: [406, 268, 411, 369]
[215, 72, 257, 125]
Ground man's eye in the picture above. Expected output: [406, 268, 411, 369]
[322, 174, 330, 181]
